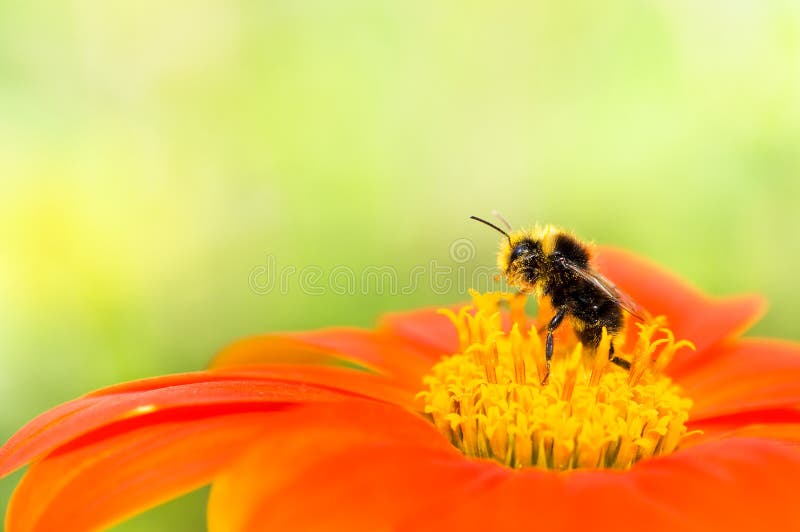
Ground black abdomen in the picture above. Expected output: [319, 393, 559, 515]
[573, 294, 624, 347]
[551, 278, 623, 348]
[549, 233, 624, 348]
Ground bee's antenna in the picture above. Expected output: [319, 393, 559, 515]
[491, 210, 513, 231]
[470, 215, 512, 244]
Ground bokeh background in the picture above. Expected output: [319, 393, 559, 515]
[1, 1, 798, 529]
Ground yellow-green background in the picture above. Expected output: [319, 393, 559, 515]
[1, 1, 799, 530]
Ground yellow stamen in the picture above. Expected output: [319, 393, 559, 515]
[419, 291, 695, 470]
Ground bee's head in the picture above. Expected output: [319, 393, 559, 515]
[470, 215, 543, 287]
[507, 239, 536, 264]
[499, 234, 543, 282]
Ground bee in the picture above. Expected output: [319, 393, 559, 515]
[470, 213, 649, 383]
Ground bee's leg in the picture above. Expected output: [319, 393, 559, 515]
[608, 342, 631, 370]
[543, 307, 567, 384]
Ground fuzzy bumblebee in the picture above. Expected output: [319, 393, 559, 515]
[471, 215, 649, 383]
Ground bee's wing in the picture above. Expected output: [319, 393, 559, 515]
[558, 258, 649, 322]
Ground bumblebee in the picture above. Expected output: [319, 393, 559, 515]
[470, 214, 648, 383]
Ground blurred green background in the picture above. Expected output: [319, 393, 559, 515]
[1, 1, 799, 529]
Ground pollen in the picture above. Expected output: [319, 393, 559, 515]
[418, 291, 695, 470]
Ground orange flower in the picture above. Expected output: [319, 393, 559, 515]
[3, 248, 800, 531]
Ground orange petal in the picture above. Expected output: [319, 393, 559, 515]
[211, 333, 375, 370]
[595, 247, 766, 362]
[678, 339, 800, 419]
[378, 304, 462, 359]
[686, 417, 800, 445]
[399, 465, 568, 532]
[212, 329, 433, 391]
[207, 401, 481, 532]
[99, 365, 418, 408]
[215, 444, 501, 532]
[411, 438, 800, 532]
[6, 410, 274, 532]
[0, 370, 383, 479]
[290, 329, 435, 387]
[212, 365, 421, 409]
[621, 438, 800, 531]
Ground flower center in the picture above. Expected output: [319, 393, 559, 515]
[419, 291, 695, 470]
